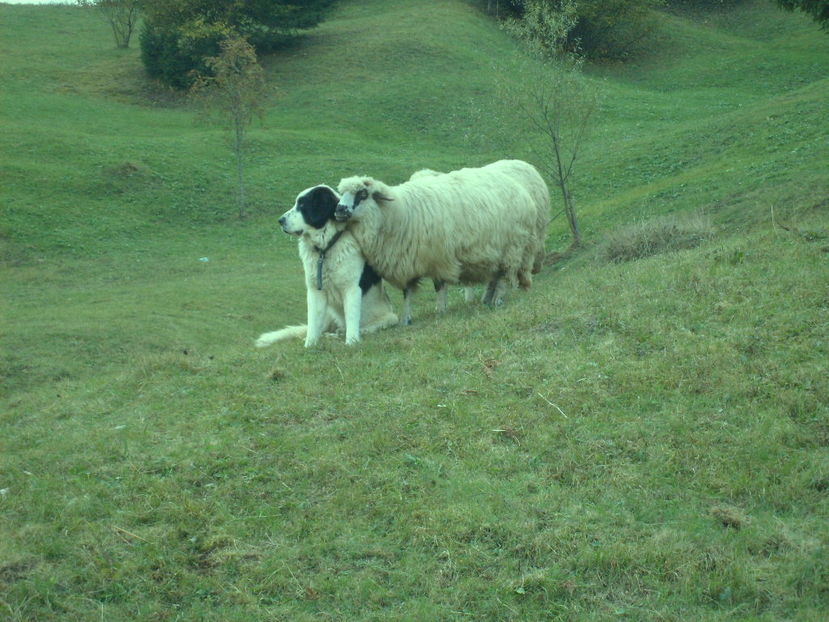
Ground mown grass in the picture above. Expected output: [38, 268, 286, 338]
[2, 0, 828, 620]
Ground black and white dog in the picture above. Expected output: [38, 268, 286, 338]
[255, 185, 398, 348]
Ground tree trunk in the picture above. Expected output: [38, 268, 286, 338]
[234, 117, 246, 219]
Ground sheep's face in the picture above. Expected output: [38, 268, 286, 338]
[278, 185, 340, 235]
[334, 186, 370, 222]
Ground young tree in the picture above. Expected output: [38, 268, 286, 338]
[190, 35, 267, 220]
[504, 6, 600, 248]
[521, 59, 599, 248]
[774, 0, 829, 30]
[76, 0, 141, 49]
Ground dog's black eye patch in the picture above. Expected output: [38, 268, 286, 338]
[298, 186, 339, 229]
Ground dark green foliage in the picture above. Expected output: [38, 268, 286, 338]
[489, 0, 665, 59]
[774, 0, 829, 29]
[566, 0, 664, 58]
[665, 0, 747, 8]
[476, 0, 525, 18]
[140, 18, 229, 89]
[140, 0, 337, 88]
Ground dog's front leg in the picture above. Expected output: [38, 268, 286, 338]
[305, 288, 328, 347]
[343, 284, 362, 345]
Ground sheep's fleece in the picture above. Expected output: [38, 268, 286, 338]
[335, 160, 542, 306]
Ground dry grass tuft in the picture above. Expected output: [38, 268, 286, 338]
[599, 213, 715, 263]
[711, 505, 751, 530]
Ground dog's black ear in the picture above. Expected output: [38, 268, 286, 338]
[314, 186, 340, 220]
[301, 185, 339, 228]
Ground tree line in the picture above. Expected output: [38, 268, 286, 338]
[479, 0, 828, 60]
[79, 1, 827, 87]
[77, 0, 826, 230]
[82, 0, 829, 88]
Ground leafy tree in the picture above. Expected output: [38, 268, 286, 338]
[502, 0, 579, 60]
[76, 0, 141, 49]
[526, 60, 599, 248]
[493, 0, 664, 59]
[569, 0, 664, 58]
[664, 0, 746, 7]
[190, 35, 267, 219]
[503, 54, 600, 248]
[140, 0, 337, 88]
[774, 0, 829, 30]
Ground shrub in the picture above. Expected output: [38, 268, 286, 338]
[665, 0, 747, 8]
[599, 213, 715, 263]
[496, 0, 664, 59]
[141, 18, 231, 89]
[570, 0, 664, 59]
[139, 0, 336, 88]
[774, 0, 829, 31]
[502, 0, 580, 60]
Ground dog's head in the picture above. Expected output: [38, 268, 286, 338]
[279, 185, 341, 235]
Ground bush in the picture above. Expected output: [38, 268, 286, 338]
[502, 0, 579, 59]
[665, 0, 747, 8]
[141, 18, 231, 89]
[570, 0, 664, 59]
[599, 214, 715, 263]
[497, 0, 664, 60]
[139, 0, 336, 88]
[774, 0, 829, 31]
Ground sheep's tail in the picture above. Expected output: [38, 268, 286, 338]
[255, 325, 307, 348]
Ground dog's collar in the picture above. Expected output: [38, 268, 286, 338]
[313, 229, 345, 290]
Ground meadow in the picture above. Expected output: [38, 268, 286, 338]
[1, 0, 828, 620]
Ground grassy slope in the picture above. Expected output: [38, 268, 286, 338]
[2, 0, 828, 620]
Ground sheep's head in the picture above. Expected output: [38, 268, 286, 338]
[335, 176, 390, 221]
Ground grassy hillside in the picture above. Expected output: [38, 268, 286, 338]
[2, 0, 828, 620]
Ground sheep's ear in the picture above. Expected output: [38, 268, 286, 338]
[373, 191, 393, 204]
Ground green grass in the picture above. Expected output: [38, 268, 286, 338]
[2, 0, 828, 620]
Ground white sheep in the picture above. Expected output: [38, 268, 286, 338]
[407, 162, 550, 310]
[490, 159, 551, 274]
[335, 160, 541, 324]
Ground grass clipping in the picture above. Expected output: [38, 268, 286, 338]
[599, 213, 715, 263]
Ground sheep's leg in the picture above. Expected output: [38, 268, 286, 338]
[518, 269, 532, 290]
[483, 273, 507, 307]
[402, 287, 414, 326]
[434, 279, 448, 313]
[482, 279, 497, 306]
[464, 287, 476, 304]
[490, 278, 508, 306]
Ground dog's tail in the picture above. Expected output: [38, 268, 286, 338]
[255, 325, 307, 348]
